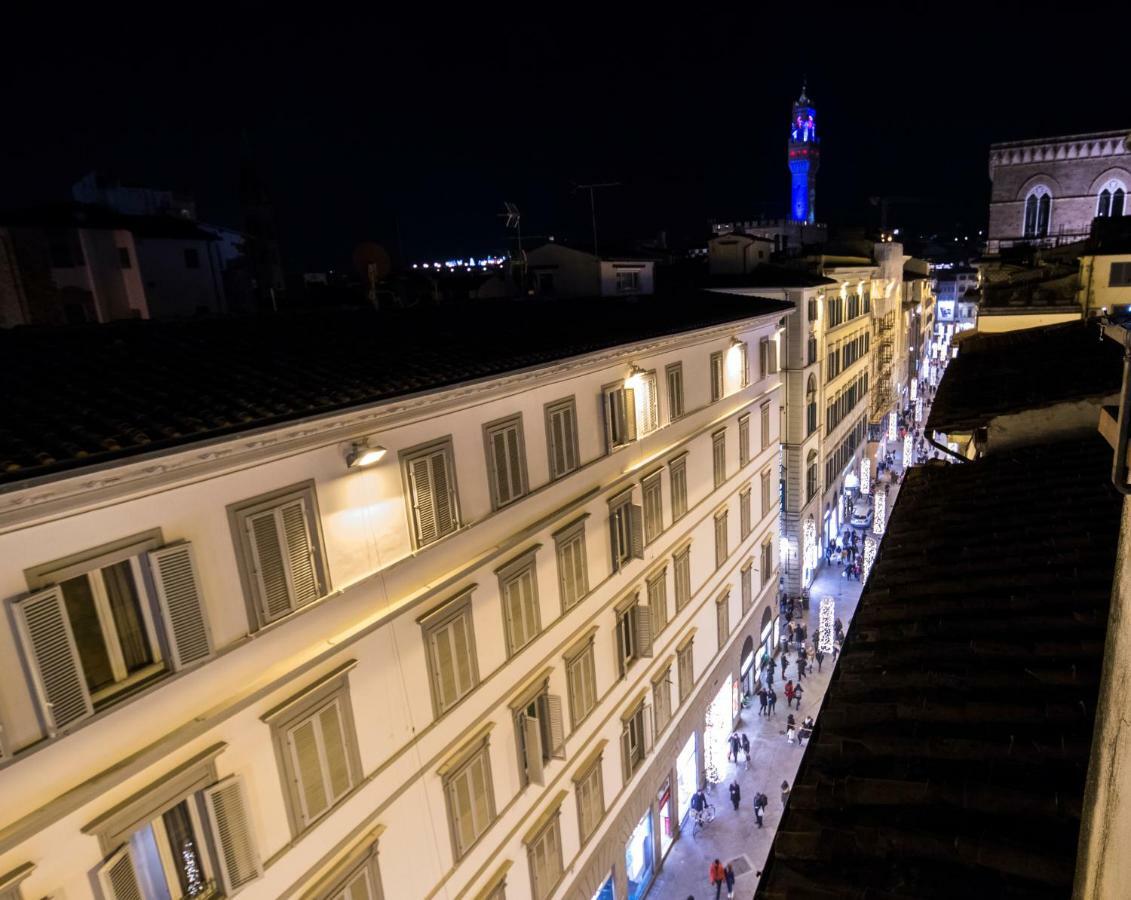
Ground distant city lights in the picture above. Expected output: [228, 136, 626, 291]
[411, 254, 508, 271]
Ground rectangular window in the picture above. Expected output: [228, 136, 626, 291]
[443, 740, 496, 860]
[641, 471, 663, 545]
[609, 492, 644, 573]
[266, 674, 362, 835]
[1111, 262, 1131, 287]
[183, 248, 200, 269]
[401, 438, 461, 548]
[652, 667, 672, 736]
[527, 811, 564, 900]
[497, 551, 542, 657]
[808, 297, 818, 321]
[761, 540, 773, 587]
[616, 270, 641, 293]
[741, 561, 753, 615]
[666, 363, 685, 421]
[646, 567, 668, 635]
[740, 486, 752, 539]
[677, 638, 694, 702]
[228, 483, 327, 630]
[603, 383, 636, 451]
[615, 594, 653, 677]
[761, 402, 771, 449]
[712, 429, 726, 489]
[669, 454, 688, 522]
[738, 414, 751, 467]
[554, 519, 589, 612]
[761, 469, 772, 518]
[575, 753, 605, 845]
[319, 844, 384, 900]
[545, 397, 580, 481]
[635, 371, 660, 436]
[710, 351, 724, 402]
[739, 342, 750, 387]
[422, 592, 480, 717]
[620, 700, 649, 781]
[565, 636, 598, 728]
[808, 335, 818, 366]
[513, 682, 565, 788]
[118, 246, 132, 269]
[759, 338, 769, 379]
[716, 592, 730, 649]
[714, 509, 728, 570]
[673, 545, 691, 611]
[484, 415, 529, 510]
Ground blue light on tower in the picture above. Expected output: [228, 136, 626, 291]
[787, 84, 820, 224]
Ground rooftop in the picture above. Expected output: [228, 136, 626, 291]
[0, 203, 216, 242]
[0, 293, 791, 485]
[926, 320, 1121, 434]
[707, 265, 837, 290]
[758, 436, 1123, 898]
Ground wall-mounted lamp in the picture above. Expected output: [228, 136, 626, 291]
[346, 439, 387, 469]
[730, 336, 744, 349]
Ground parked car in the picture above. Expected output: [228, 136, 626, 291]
[850, 496, 873, 529]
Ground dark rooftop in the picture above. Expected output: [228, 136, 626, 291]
[0, 203, 217, 242]
[927, 319, 1122, 434]
[757, 436, 1122, 898]
[707, 265, 838, 290]
[0, 293, 791, 485]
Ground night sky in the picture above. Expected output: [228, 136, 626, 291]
[2, 2, 1126, 271]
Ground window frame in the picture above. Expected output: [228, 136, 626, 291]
[738, 413, 751, 467]
[713, 508, 728, 570]
[496, 548, 543, 658]
[716, 592, 730, 650]
[553, 517, 590, 613]
[669, 453, 689, 522]
[573, 748, 606, 846]
[525, 806, 564, 900]
[673, 543, 692, 612]
[741, 560, 753, 615]
[602, 381, 636, 452]
[677, 635, 695, 703]
[420, 590, 481, 718]
[646, 565, 669, 636]
[641, 470, 664, 545]
[608, 490, 643, 573]
[400, 437, 462, 549]
[740, 485, 752, 539]
[761, 540, 773, 587]
[440, 733, 497, 861]
[709, 351, 724, 402]
[761, 468, 772, 518]
[544, 396, 581, 481]
[483, 414, 530, 511]
[760, 402, 771, 449]
[564, 632, 598, 729]
[665, 362, 685, 421]
[651, 664, 672, 736]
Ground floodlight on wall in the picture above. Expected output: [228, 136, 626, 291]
[346, 439, 387, 469]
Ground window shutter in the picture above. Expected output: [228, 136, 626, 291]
[624, 387, 637, 442]
[634, 604, 653, 657]
[409, 456, 438, 545]
[620, 726, 632, 783]
[523, 713, 545, 785]
[430, 450, 458, 537]
[319, 700, 353, 802]
[148, 542, 212, 669]
[546, 694, 565, 758]
[246, 510, 293, 622]
[280, 500, 320, 607]
[340, 869, 375, 900]
[629, 505, 644, 559]
[601, 390, 615, 452]
[290, 718, 330, 822]
[12, 587, 93, 732]
[204, 774, 263, 894]
[97, 845, 142, 900]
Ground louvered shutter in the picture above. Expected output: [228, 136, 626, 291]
[491, 431, 512, 506]
[13, 587, 93, 732]
[623, 387, 637, 442]
[546, 694, 565, 758]
[97, 845, 142, 900]
[644, 375, 658, 432]
[290, 718, 330, 822]
[523, 714, 544, 786]
[204, 775, 262, 893]
[634, 604, 653, 657]
[429, 450, 458, 539]
[148, 542, 212, 669]
[319, 700, 353, 802]
[629, 505, 644, 559]
[601, 390, 617, 452]
[247, 510, 293, 622]
[409, 456, 438, 546]
[340, 868, 374, 900]
[280, 500, 320, 607]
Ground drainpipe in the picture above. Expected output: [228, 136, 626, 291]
[1102, 321, 1131, 495]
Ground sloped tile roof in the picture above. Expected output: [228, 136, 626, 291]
[0, 293, 791, 485]
[757, 436, 1122, 898]
[927, 320, 1122, 434]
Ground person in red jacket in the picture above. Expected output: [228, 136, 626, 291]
[709, 858, 726, 900]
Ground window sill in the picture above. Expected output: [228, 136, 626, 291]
[91, 664, 168, 709]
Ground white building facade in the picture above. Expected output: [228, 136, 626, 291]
[0, 304, 785, 900]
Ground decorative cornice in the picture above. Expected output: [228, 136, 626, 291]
[989, 131, 1131, 171]
[0, 318, 770, 532]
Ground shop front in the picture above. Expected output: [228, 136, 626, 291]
[657, 779, 675, 859]
[703, 676, 736, 785]
[625, 807, 654, 900]
[676, 732, 697, 828]
[740, 636, 756, 698]
[759, 608, 774, 663]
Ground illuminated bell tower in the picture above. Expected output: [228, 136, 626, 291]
[787, 83, 820, 224]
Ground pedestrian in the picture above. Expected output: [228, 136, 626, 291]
[784, 679, 794, 708]
[741, 732, 751, 766]
[767, 687, 777, 714]
[724, 862, 736, 900]
[815, 649, 825, 672]
[833, 639, 841, 660]
[691, 786, 706, 818]
[797, 656, 807, 681]
[729, 780, 741, 811]
[781, 779, 791, 807]
[709, 858, 726, 900]
[766, 667, 774, 687]
[728, 731, 740, 763]
[800, 715, 815, 744]
[780, 654, 789, 678]
[793, 682, 804, 708]
[753, 792, 766, 827]
[786, 721, 796, 743]
[757, 687, 767, 716]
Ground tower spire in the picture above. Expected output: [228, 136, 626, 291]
[787, 85, 819, 224]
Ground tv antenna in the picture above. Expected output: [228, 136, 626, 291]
[573, 182, 620, 257]
[499, 201, 525, 261]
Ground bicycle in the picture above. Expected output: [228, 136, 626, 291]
[691, 804, 716, 837]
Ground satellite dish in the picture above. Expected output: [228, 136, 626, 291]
[352, 242, 391, 282]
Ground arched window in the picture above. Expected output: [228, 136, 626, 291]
[806, 374, 817, 435]
[1096, 179, 1128, 218]
[1024, 185, 1052, 238]
[806, 450, 818, 501]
